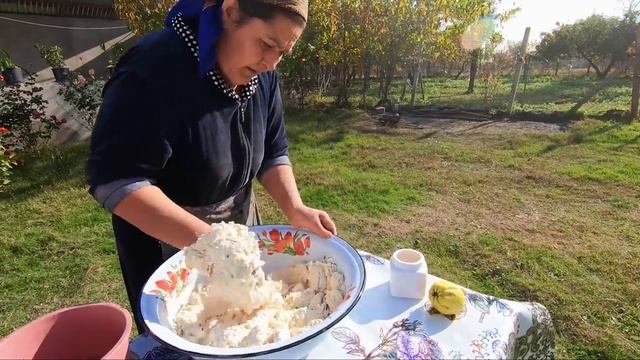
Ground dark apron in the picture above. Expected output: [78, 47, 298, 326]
[112, 186, 261, 334]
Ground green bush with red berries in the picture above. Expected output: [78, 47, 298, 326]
[59, 70, 104, 131]
[0, 75, 67, 188]
[0, 75, 66, 152]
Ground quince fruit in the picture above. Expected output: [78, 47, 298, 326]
[428, 279, 465, 317]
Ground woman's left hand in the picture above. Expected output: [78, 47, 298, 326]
[287, 205, 337, 239]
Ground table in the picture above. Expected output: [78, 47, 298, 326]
[129, 251, 555, 359]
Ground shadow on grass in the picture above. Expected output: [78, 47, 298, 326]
[538, 122, 624, 155]
[286, 108, 362, 146]
[349, 125, 402, 137]
[0, 143, 89, 202]
[613, 133, 640, 151]
[415, 131, 437, 140]
[319, 128, 348, 145]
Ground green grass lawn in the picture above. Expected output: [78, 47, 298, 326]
[301, 74, 633, 118]
[1, 109, 639, 358]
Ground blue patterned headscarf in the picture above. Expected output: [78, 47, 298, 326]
[165, 0, 224, 79]
[165, 0, 308, 79]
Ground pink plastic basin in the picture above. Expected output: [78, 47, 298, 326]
[0, 303, 132, 359]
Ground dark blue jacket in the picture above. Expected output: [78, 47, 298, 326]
[87, 26, 289, 207]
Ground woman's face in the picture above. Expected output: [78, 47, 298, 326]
[217, 1, 304, 87]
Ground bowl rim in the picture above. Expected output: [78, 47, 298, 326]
[140, 224, 367, 358]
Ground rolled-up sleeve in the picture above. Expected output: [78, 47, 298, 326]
[93, 178, 154, 212]
[258, 72, 290, 178]
[87, 65, 172, 210]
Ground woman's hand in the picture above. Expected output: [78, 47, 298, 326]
[259, 165, 336, 238]
[286, 204, 337, 239]
[113, 185, 211, 249]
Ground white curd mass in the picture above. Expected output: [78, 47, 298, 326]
[173, 222, 346, 348]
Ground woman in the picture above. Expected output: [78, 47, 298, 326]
[87, 0, 336, 332]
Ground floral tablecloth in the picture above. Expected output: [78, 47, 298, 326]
[129, 251, 555, 359]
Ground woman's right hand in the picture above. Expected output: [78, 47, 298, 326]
[286, 204, 337, 239]
[114, 185, 211, 248]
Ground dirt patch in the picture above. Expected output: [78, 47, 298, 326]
[356, 106, 573, 136]
[352, 115, 568, 136]
[406, 116, 567, 135]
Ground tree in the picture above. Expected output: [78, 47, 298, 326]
[412, 0, 498, 104]
[536, 26, 572, 76]
[330, 0, 364, 107]
[375, 0, 499, 104]
[357, 0, 385, 107]
[621, 0, 640, 23]
[537, 15, 636, 79]
[466, 49, 481, 93]
[114, 0, 174, 35]
[279, 42, 318, 108]
[374, 0, 411, 106]
[464, 7, 518, 93]
[114, 0, 511, 109]
[573, 15, 634, 79]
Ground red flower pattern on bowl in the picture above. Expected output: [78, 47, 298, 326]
[259, 229, 311, 256]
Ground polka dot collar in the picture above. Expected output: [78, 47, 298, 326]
[169, 13, 259, 102]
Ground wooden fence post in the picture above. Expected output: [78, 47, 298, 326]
[507, 27, 531, 115]
[630, 26, 640, 120]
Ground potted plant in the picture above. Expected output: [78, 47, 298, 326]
[34, 44, 69, 82]
[0, 49, 24, 86]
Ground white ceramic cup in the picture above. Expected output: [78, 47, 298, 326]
[389, 249, 428, 299]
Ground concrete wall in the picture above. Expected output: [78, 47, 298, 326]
[1, 12, 137, 145]
[0, 13, 134, 78]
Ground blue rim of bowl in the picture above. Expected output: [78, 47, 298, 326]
[141, 225, 367, 358]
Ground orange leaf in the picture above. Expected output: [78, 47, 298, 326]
[269, 229, 281, 243]
[284, 231, 293, 247]
[179, 268, 189, 282]
[155, 280, 173, 292]
[275, 238, 287, 253]
[293, 240, 305, 256]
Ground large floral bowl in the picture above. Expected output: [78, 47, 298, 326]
[140, 225, 366, 359]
